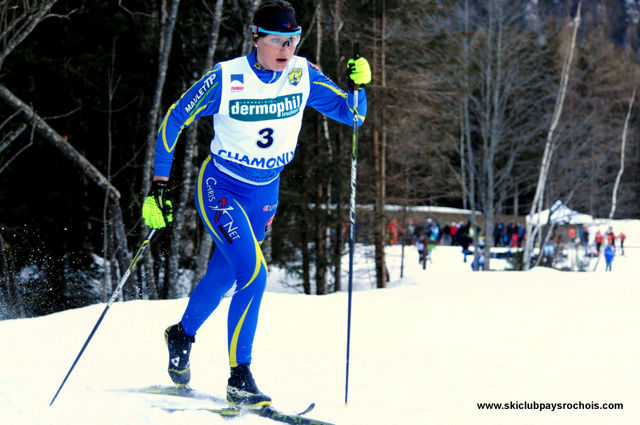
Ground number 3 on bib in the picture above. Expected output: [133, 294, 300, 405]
[257, 128, 274, 148]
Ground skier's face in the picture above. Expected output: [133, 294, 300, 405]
[255, 36, 295, 71]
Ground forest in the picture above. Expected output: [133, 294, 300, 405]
[1, 0, 639, 319]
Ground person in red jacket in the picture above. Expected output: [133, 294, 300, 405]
[619, 231, 626, 255]
[606, 227, 616, 249]
[594, 230, 604, 254]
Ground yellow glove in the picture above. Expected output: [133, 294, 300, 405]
[142, 181, 173, 229]
[347, 57, 372, 86]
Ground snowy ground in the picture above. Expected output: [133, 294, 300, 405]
[1, 220, 639, 425]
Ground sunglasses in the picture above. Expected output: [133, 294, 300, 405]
[252, 25, 302, 48]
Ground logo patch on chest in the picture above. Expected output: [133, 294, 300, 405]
[229, 93, 303, 121]
[288, 68, 302, 85]
[230, 74, 244, 91]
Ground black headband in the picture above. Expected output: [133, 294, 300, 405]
[253, 6, 299, 33]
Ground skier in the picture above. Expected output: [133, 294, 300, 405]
[141, 0, 371, 408]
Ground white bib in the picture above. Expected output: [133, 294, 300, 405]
[211, 55, 310, 170]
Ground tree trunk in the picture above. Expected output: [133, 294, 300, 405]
[462, 0, 479, 270]
[241, 0, 261, 55]
[524, 1, 581, 270]
[371, 0, 386, 289]
[189, 0, 224, 291]
[331, 0, 344, 293]
[608, 87, 635, 221]
[399, 170, 409, 279]
[0, 230, 24, 318]
[140, 0, 181, 298]
[459, 117, 468, 210]
[169, 0, 224, 298]
[301, 212, 311, 294]
[102, 57, 117, 300]
[379, 0, 388, 286]
[314, 1, 327, 295]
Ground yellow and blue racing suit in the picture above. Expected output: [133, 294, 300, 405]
[154, 50, 366, 367]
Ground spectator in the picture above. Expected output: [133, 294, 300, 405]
[415, 232, 426, 266]
[511, 232, 518, 248]
[543, 241, 555, 267]
[471, 250, 485, 271]
[430, 220, 440, 243]
[459, 222, 472, 263]
[604, 244, 615, 271]
[494, 221, 505, 247]
[450, 222, 459, 245]
[606, 227, 616, 249]
[594, 230, 604, 254]
[506, 221, 515, 246]
[407, 220, 416, 241]
[516, 224, 525, 247]
[442, 222, 451, 245]
[387, 219, 398, 245]
[580, 225, 589, 256]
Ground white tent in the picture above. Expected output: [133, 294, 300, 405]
[527, 200, 594, 225]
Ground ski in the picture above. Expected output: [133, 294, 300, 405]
[249, 405, 333, 425]
[122, 385, 332, 424]
[126, 384, 226, 404]
[161, 405, 334, 425]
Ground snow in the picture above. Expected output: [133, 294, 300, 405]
[1, 220, 639, 425]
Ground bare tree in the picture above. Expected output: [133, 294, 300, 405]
[608, 87, 635, 221]
[141, 0, 181, 195]
[241, 0, 261, 55]
[461, 0, 479, 267]
[312, 1, 329, 295]
[369, 0, 387, 288]
[524, 1, 581, 270]
[102, 42, 119, 301]
[0, 84, 132, 294]
[189, 0, 225, 292]
[331, 0, 345, 293]
[0, 0, 63, 172]
[139, 0, 180, 299]
[0, 229, 24, 318]
[0, 0, 60, 70]
[166, 0, 226, 297]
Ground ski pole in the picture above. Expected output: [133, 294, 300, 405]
[345, 42, 359, 406]
[49, 228, 157, 406]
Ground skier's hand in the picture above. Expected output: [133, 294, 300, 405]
[142, 180, 173, 229]
[347, 56, 371, 86]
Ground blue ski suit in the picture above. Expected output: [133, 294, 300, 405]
[154, 51, 367, 367]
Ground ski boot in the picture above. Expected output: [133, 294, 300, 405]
[226, 364, 272, 408]
[164, 323, 195, 386]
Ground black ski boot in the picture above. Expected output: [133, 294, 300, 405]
[164, 323, 195, 386]
[226, 364, 272, 408]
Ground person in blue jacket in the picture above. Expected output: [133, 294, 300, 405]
[604, 244, 615, 271]
[141, 0, 371, 408]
